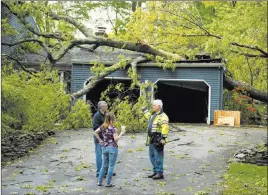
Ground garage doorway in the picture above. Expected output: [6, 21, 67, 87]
[154, 79, 211, 124]
[84, 77, 140, 114]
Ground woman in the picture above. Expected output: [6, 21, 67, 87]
[94, 112, 126, 187]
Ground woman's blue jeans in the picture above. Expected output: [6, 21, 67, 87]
[98, 146, 118, 185]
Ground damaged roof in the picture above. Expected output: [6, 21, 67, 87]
[15, 46, 223, 68]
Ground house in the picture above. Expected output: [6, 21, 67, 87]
[71, 49, 224, 125]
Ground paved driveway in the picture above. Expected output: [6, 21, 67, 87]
[2, 125, 267, 195]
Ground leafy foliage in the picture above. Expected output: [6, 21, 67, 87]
[62, 99, 92, 130]
[117, 1, 267, 91]
[100, 83, 149, 133]
[1, 64, 92, 136]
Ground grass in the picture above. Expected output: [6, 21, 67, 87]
[222, 163, 267, 195]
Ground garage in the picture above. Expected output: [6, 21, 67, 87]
[72, 58, 224, 124]
[154, 80, 210, 123]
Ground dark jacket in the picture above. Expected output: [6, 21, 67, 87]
[92, 111, 105, 143]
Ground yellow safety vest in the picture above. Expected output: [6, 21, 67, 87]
[144, 111, 169, 145]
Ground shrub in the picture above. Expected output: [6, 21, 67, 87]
[62, 99, 92, 130]
[1, 64, 92, 135]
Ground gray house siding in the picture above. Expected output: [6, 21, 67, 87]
[71, 64, 129, 93]
[71, 64, 223, 122]
[1, 3, 38, 55]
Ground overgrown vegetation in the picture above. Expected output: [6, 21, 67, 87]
[222, 163, 267, 195]
[1, 63, 92, 137]
[61, 99, 92, 130]
[100, 83, 150, 133]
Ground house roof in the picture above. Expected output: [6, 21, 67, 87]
[70, 47, 224, 68]
[15, 46, 223, 68]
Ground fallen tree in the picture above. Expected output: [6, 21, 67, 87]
[1, 1, 267, 104]
[224, 76, 267, 103]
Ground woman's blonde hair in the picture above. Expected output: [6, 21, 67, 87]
[102, 112, 116, 129]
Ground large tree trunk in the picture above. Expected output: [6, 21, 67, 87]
[224, 76, 267, 103]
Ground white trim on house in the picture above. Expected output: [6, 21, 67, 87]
[104, 76, 131, 80]
[153, 79, 211, 125]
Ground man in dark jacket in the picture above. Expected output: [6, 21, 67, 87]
[92, 101, 108, 177]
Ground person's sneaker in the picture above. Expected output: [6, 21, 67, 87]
[113, 172, 116, 176]
[148, 173, 157, 178]
[96, 173, 99, 178]
[106, 183, 115, 187]
[97, 182, 102, 186]
[152, 173, 164, 180]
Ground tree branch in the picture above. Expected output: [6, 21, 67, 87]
[76, 44, 100, 52]
[230, 50, 268, 58]
[230, 42, 268, 57]
[2, 54, 38, 76]
[161, 8, 222, 39]
[71, 60, 131, 99]
[48, 10, 182, 60]
[2, 39, 56, 64]
[48, 11, 96, 39]
[54, 38, 182, 63]
[164, 32, 216, 37]
[2, 1, 65, 41]
[131, 56, 149, 85]
[162, 8, 267, 58]
[224, 76, 267, 103]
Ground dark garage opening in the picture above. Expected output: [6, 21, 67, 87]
[155, 81, 208, 123]
[86, 79, 140, 114]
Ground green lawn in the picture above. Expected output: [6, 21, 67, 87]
[223, 163, 267, 195]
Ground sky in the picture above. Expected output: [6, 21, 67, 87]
[76, 7, 116, 38]
[47, 1, 118, 38]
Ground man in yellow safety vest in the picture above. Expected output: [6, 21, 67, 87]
[142, 99, 169, 180]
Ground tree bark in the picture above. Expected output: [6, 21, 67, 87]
[132, 1, 137, 12]
[224, 76, 267, 103]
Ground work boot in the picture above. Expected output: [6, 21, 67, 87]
[148, 173, 157, 178]
[152, 173, 164, 180]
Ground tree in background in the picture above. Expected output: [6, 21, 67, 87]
[1, 1, 267, 129]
